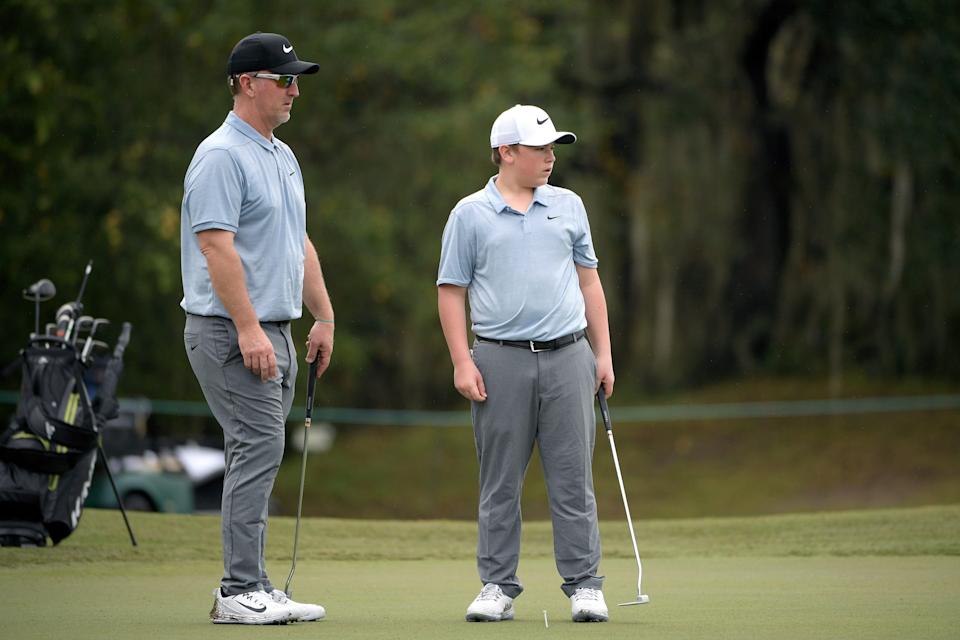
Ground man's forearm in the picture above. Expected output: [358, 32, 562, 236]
[303, 238, 334, 321]
[201, 236, 259, 331]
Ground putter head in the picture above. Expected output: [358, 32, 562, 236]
[618, 595, 650, 606]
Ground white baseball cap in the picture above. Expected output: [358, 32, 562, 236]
[490, 104, 577, 148]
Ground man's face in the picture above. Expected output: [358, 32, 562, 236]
[511, 144, 556, 188]
[247, 71, 300, 129]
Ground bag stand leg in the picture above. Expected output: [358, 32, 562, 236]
[81, 373, 137, 548]
[97, 443, 137, 547]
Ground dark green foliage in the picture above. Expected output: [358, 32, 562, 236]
[1, 0, 957, 414]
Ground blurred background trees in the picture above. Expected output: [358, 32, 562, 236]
[2, 0, 958, 411]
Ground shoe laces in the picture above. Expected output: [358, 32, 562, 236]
[476, 584, 504, 601]
[574, 588, 601, 602]
[270, 590, 291, 604]
[237, 590, 271, 606]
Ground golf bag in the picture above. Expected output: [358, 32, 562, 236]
[0, 325, 132, 546]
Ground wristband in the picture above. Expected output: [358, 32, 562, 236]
[314, 318, 335, 324]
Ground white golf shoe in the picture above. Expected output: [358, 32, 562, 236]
[269, 589, 326, 622]
[465, 583, 515, 622]
[570, 587, 609, 622]
[209, 588, 290, 624]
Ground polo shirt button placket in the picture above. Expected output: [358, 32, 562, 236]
[272, 146, 284, 182]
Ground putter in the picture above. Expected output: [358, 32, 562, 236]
[597, 387, 650, 606]
[284, 358, 319, 598]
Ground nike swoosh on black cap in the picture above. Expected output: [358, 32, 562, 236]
[227, 32, 320, 75]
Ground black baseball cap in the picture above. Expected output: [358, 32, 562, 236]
[227, 32, 320, 75]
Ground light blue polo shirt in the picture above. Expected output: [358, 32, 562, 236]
[180, 111, 306, 321]
[437, 176, 599, 341]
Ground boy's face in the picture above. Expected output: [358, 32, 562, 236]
[510, 144, 556, 188]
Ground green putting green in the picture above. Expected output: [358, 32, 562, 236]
[2, 506, 958, 639]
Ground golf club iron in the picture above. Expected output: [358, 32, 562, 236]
[597, 387, 650, 606]
[73, 316, 94, 348]
[82, 339, 110, 365]
[284, 358, 319, 598]
[81, 318, 110, 361]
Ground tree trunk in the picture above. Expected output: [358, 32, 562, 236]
[729, 0, 798, 371]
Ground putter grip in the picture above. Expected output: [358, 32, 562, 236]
[597, 387, 613, 434]
[305, 360, 319, 421]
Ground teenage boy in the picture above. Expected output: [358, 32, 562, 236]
[437, 104, 615, 623]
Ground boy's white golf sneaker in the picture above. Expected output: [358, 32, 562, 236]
[465, 583, 515, 622]
[269, 589, 326, 622]
[570, 587, 609, 622]
[209, 588, 290, 624]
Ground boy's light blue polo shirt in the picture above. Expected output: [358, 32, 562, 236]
[437, 176, 599, 341]
[180, 111, 306, 321]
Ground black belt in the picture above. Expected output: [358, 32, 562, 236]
[476, 330, 586, 352]
[187, 313, 290, 327]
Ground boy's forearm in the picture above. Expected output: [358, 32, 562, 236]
[437, 284, 472, 365]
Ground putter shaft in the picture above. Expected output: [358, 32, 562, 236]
[598, 389, 650, 605]
[284, 359, 319, 597]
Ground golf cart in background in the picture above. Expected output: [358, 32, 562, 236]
[85, 397, 226, 513]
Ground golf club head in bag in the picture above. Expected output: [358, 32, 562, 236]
[596, 387, 650, 606]
[23, 279, 56, 337]
[54, 303, 81, 340]
[23, 279, 57, 301]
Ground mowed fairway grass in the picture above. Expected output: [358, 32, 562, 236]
[2, 505, 959, 639]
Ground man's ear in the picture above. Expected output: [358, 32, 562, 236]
[237, 74, 255, 97]
[498, 145, 514, 164]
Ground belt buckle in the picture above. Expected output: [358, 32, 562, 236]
[529, 340, 549, 353]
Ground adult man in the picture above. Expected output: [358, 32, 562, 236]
[437, 105, 615, 623]
[180, 32, 334, 625]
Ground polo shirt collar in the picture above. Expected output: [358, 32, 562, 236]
[225, 111, 276, 152]
[484, 176, 551, 214]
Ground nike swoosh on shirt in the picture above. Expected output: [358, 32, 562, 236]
[283, 45, 293, 53]
[547, 215, 560, 220]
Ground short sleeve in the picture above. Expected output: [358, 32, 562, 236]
[436, 209, 476, 286]
[183, 148, 243, 234]
[572, 196, 599, 268]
